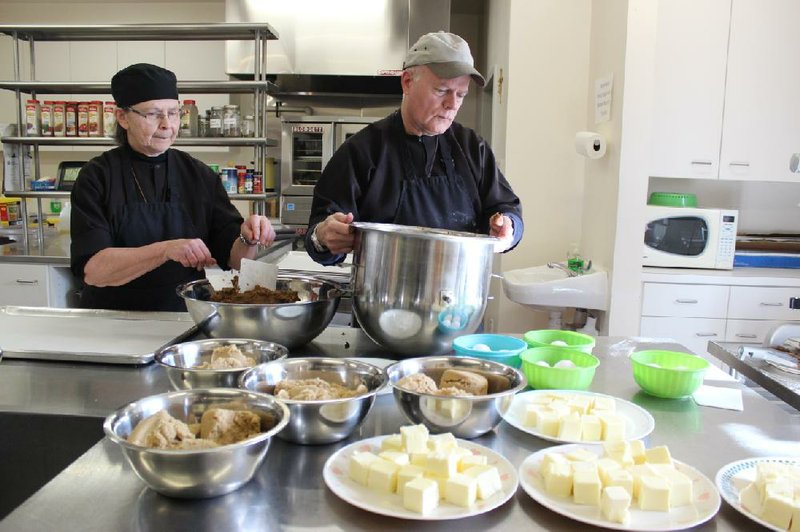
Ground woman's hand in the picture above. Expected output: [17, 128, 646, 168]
[240, 214, 276, 246]
[164, 238, 217, 270]
[316, 212, 355, 255]
[489, 213, 514, 252]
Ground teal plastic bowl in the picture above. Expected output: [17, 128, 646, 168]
[452, 334, 527, 368]
[630, 350, 709, 399]
[519, 347, 599, 390]
[523, 330, 596, 353]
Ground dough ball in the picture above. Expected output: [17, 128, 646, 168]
[553, 359, 577, 369]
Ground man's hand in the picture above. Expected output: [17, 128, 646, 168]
[316, 212, 355, 255]
[489, 213, 514, 252]
[164, 239, 217, 270]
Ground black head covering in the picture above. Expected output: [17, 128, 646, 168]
[111, 63, 179, 108]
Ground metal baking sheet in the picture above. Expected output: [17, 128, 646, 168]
[0, 306, 197, 365]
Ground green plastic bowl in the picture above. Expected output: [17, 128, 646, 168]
[519, 347, 600, 390]
[523, 330, 596, 353]
[630, 350, 709, 399]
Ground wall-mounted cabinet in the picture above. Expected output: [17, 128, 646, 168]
[650, 0, 800, 183]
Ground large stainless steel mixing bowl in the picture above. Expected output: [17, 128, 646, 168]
[386, 355, 527, 438]
[177, 274, 342, 349]
[239, 357, 387, 444]
[155, 338, 289, 390]
[350, 222, 497, 356]
[103, 388, 290, 498]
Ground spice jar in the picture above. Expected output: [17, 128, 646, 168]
[41, 101, 53, 136]
[87, 101, 103, 137]
[65, 102, 78, 136]
[222, 104, 241, 137]
[77, 102, 90, 137]
[198, 116, 209, 138]
[179, 99, 199, 137]
[208, 106, 223, 137]
[25, 99, 41, 136]
[52, 101, 66, 137]
[241, 115, 255, 137]
[103, 102, 116, 137]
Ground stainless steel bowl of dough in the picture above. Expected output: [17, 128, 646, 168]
[155, 338, 289, 390]
[103, 388, 290, 498]
[385, 355, 527, 439]
[239, 357, 387, 444]
[177, 273, 342, 349]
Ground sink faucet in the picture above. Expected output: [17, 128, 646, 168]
[547, 262, 579, 277]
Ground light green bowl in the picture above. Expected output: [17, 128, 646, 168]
[519, 347, 599, 390]
[630, 350, 709, 399]
[523, 330, 596, 353]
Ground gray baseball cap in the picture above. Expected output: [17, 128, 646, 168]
[403, 31, 486, 87]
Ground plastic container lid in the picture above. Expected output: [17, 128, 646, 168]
[647, 192, 698, 207]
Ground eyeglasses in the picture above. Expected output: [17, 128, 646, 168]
[126, 107, 181, 124]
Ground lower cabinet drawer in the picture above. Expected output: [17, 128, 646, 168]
[725, 319, 789, 344]
[728, 286, 800, 321]
[0, 263, 49, 306]
[641, 283, 729, 318]
[640, 316, 727, 356]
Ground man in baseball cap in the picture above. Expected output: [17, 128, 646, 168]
[305, 31, 523, 264]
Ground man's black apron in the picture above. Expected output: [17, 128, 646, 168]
[391, 115, 481, 230]
[79, 149, 204, 311]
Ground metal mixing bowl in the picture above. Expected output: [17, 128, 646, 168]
[239, 357, 387, 444]
[155, 338, 289, 390]
[177, 274, 342, 349]
[385, 355, 527, 438]
[103, 388, 289, 499]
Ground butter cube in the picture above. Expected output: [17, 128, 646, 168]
[367, 458, 400, 493]
[603, 441, 633, 467]
[638, 475, 670, 511]
[761, 482, 794, 529]
[428, 433, 458, 453]
[601, 486, 631, 524]
[548, 402, 572, 418]
[527, 394, 554, 405]
[567, 395, 593, 415]
[629, 439, 647, 464]
[595, 458, 621, 485]
[424, 474, 449, 500]
[573, 469, 602, 506]
[571, 461, 599, 475]
[348, 451, 379, 486]
[566, 447, 599, 463]
[581, 414, 602, 441]
[629, 464, 662, 499]
[378, 450, 410, 466]
[410, 453, 428, 468]
[537, 411, 561, 437]
[541, 452, 569, 481]
[738, 481, 763, 516]
[403, 477, 439, 514]
[380, 434, 403, 452]
[651, 465, 692, 507]
[605, 469, 634, 498]
[558, 412, 583, 441]
[524, 404, 549, 427]
[397, 465, 425, 497]
[444, 473, 478, 508]
[458, 453, 488, 472]
[645, 445, 673, 466]
[401, 425, 429, 454]
[592, 396, 616, 412]
[598, 413, 626, 441]
[464, 465, 502, 500]
[427, 451, 459, 478]
[543, 461, 573, 498]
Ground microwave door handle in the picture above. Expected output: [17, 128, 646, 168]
[675, 299, 699, 304]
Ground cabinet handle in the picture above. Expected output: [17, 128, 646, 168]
[15, 279, 39, 285]
[759, 302, 784, 307]
[695, 332, 719, 337]
[690, 160, 713, 166]
[729, 161, 750, 167]
[735, 334, 758, 339]
[675, 299, 698, 304]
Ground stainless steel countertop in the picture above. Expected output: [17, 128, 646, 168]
[708, 340, 800, 411]
[2, 335, 799, 531]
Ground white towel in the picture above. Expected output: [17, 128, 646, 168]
[692, 385, 744, 411]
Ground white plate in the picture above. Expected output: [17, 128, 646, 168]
[715, 456, 800, 532]
[519, 444, 720, 531]
[502, 390, 655, 444]
[323, 435, 518, 520]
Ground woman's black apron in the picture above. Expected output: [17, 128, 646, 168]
[79, 149, 204, 311]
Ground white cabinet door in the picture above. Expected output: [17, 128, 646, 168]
[641, 283, 729, 318]
[728, 286, 800, 321]
[719, 0, 800, 182]
[640, 316, 727, 356]
[0, 263, 49, 306]
[650, 0, 731, 179]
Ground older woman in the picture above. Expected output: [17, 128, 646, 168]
[70, 63, 275, 311]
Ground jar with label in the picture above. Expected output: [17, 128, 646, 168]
[208, 107, 223, 137]
[25, 99, 41, 136]
[77, 102, 90, 137]
[65, 102, 78, 136]
[179, 99, 199, 137]
[222, 105, 241, 137]
[41, 101, 54, 136]
[87, 101, 103, 137]
[52, 101, 66, 137]
[103, 101, 116, 137]
[241, 115, 255, 137]
[198, 116, 209, 138]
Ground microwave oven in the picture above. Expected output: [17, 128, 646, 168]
[643, 206, 738, 269]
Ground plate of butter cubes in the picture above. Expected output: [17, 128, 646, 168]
[502, 390, 655, 444]
[323, 424, 518, 520]
[518, 442, 720, 530]
[715, 457, 800, 531]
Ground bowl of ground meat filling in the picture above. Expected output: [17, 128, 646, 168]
[386, 355, 527, 438]
[177, 274, 343, 349]
[103, 388, 289, 498]
[239, 357, 387, 444]
[155, 338, 289, 390]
